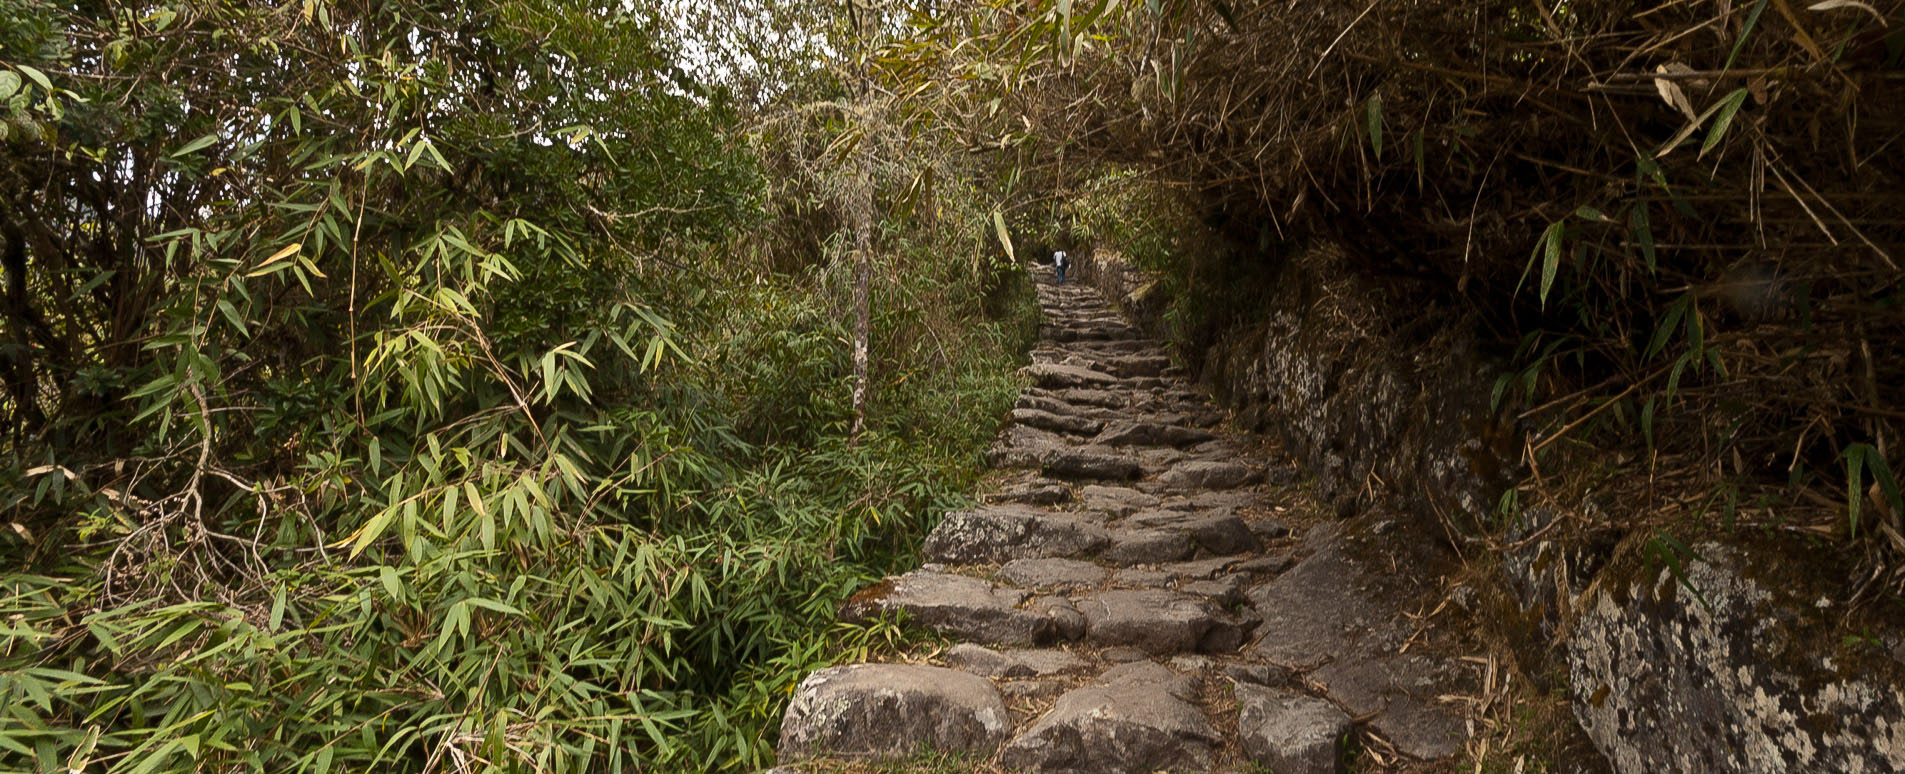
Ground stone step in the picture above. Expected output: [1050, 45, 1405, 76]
[774, 274, 1479, 773]
[1074, 589, 1257, 654]
[778, 664, 1010, 763]
[997, 662, 1220, 774]
[923, 505, 1110, 564]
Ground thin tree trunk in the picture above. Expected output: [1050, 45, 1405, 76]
[849, 170, 872, 441]
[847, 0, 878, 443]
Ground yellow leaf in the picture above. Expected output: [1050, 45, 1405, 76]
[247, 243, 302, 276]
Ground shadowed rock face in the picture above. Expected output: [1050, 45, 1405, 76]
[1567, 540, 1905, 774]
[1248, 517, 1470, 760]
[1079, 248, 1905, 773]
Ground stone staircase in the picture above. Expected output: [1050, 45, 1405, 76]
[771, 271, 1482, 773]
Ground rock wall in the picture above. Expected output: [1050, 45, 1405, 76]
[1074, 244, 1905, 773]
[1074, 243, 1515, 531]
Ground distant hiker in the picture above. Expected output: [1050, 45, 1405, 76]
[1053, 250, 1068, 284]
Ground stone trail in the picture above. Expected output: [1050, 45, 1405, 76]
[772, 271, 1483, 773]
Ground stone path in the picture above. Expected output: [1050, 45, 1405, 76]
[773, 272, 1481, 773]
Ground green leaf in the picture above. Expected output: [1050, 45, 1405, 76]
[1057, 0, 1072, 53]
[1641, 396, 1658, 450]
[1699, 88, 1751, 158]
[1365, 95, 1383, 159]
[347, 506, 399, 558]
[1871, 450, 1904, 523]
[1724, 0, 1771, 73]
[171, 133, 219, 158]
[0, 71, 20, 100]
[1646, 295, 1690, 359]
[1538, 222, 1563, 307]
[465, 597, 524, 616]
[1846, 444, 1866, 537]
[215, 298, 248, 336]
[1686, 300, 1705, 360]
[1630, 202, 1657, 273]
[15, 65, 51, 91]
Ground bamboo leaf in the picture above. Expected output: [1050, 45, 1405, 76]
[1846, 444, 1866, 537]
[1699, 89, 1751, 158]
[1538, 222, 1563, 307]
[991, 209, 1015, 262]
[1725, 0, 1772, 72]
[170, 132, 219, 158]
[1365, 95, 1383, 159]
[1630, 202, 1657, 273]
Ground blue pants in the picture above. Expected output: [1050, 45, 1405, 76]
[1056, 264, 1067, 284]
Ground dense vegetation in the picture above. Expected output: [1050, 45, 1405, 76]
[1006, 0, 1903, 592]
[1, 0, 1036, 770]
[4, 0, 1900, 770]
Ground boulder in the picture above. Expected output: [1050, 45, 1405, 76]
[1022, 362, 1119, 389]
[1077, 484, 1160, 518]
[1236, 684, 1353, 774]
[1012, 408, 1103, 436]
[1042, 450, 1143, 481]
[1076, 589, 1253, 654]
[1157, 460, 1262, 490]
[1101, 529, 1198, 565]
[998, 662, 1219, 774]
[1566, 540, 1905, 774]
[778, 664, 1010, 762]
[840, 570, 1055, 646]
[1093, 421, 1218, 448]
[923, 506, 1110, 564]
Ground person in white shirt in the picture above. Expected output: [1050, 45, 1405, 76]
[1053, 250, 1068, 284]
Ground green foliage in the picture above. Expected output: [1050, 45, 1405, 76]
[0, 0, 1035, 771]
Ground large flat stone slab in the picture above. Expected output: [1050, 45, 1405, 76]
[1077, 484, 1160, 517]
[840, 570, 1056, 646]
[1157, 460, 1262, 490]
[1042, 450, 1143, 481]
[1124, 510, 1261, 555]
[1248, 520, 1474, 760]
[1100, 529, 1198, 565]
[1022, 362, 1120, 389]
[923, 506, 1110, 564]
[1310, 654, 1467, 760]
[779, 664, 1010, 762]
[1012, 407, 1103, 436]
[1093, 421, 1218, 448]
[1076, 589, 1252, 654]
[995, 557, 1109, 589]
[944, 643, 1089, 678]
[999, 662, 1218, 774]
